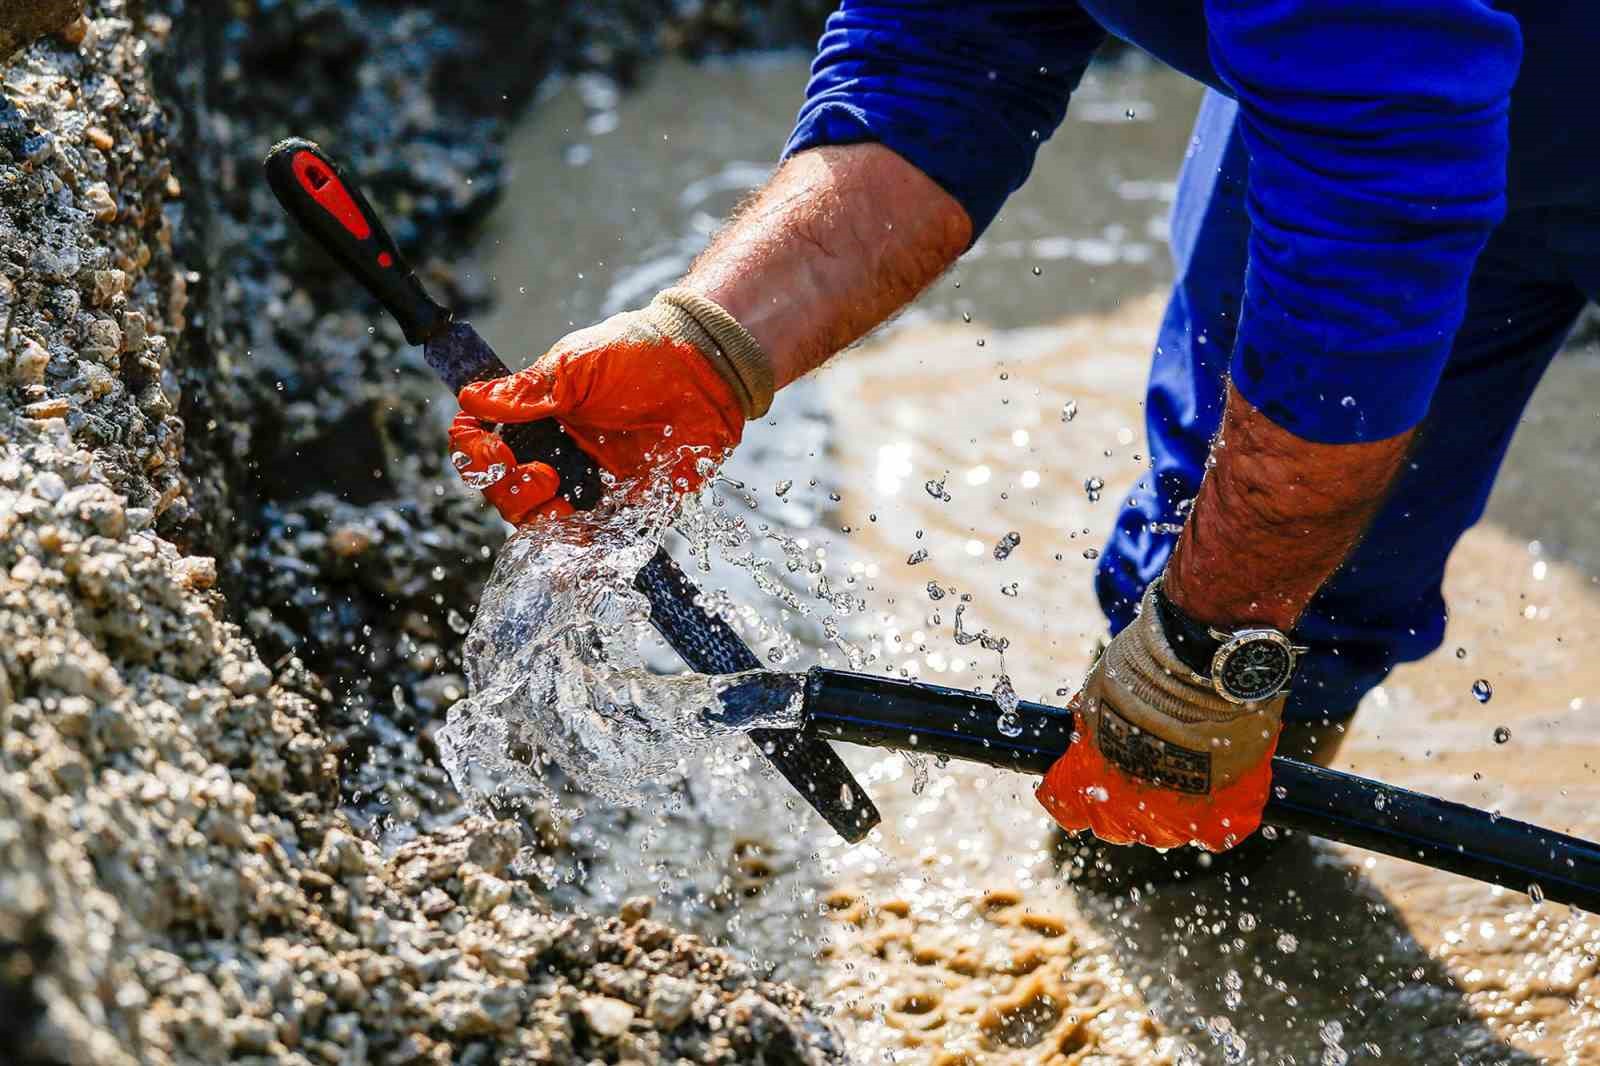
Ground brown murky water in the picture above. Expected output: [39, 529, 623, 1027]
[477, 54, 1600, 1064]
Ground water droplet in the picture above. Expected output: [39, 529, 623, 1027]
[924, 475, 950, 501]
[1493, 724, 1511, 744]
[1237, 913, 1257, 932]
[926, 582, 945, 602]
[1455, 646, 1467, 659]
[1276, 933, 1298, 954]
[906, 549, 928, 566]
[1528, 882, 1545, 905]
[1124, 107, 1136, 119]
[1031, 266, 1042, 277]
[447, 609, 470, 634]
[975, 337, 986, 348]
[456, 460, 508, 489]
[1000, 582, 1019, 597]
[1473, 679, 1494, 704]
[909, 754, 930, 795]
[993, 531, 1021, 560]
[1084, 476, 1104, 502]
[1082, 548, 1100, 560]
[1340, 395, 1357, 408]
[1060, 400, 1078, 423]
[962, 311, 972, 323]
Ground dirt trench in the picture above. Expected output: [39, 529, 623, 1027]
[0, 3, 848, 1064]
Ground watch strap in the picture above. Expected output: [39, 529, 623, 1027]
[1151, 579, 1223, 678]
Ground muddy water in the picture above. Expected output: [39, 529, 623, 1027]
[475, 54, 1600, 1063]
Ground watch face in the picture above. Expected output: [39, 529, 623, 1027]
[1213, 632, 1296, 703]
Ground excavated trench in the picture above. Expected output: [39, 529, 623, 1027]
[0, 3, 848, 1064]
[6, 4, 1599, 1065]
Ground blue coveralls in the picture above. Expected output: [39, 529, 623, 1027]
[784, 1, 1600, 722]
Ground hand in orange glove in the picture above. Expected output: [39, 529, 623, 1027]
[1037, 582, 1284, 852]
[448, 288, 773, 526]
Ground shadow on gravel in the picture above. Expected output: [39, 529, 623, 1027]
[1063, 834, 1540, 1065]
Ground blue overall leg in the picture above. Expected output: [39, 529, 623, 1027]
[1096, 90, 1591, 723]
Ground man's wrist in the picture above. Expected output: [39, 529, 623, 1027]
[1161, 382, 1414, 633]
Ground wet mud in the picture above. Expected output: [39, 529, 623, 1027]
[811, 301, 1600, 1065]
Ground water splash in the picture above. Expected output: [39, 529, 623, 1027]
[451, 450, 507, 489]
[437, 479, 804, 808]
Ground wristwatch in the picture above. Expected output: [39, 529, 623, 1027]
[1151, 578, 1307, 704]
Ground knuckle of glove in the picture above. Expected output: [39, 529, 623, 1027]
[483, 463, 562, 526]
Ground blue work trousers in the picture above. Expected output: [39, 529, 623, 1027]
[1097, 91, 1600, 723]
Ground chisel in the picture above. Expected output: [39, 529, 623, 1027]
[264, 137, 880, 842]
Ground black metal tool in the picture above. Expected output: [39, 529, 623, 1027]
[264, 137, 880, 842]
[770, 667, 1600, 912]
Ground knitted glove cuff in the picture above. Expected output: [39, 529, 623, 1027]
[1084, 584, 1284, 791]
[649, 287, 775, 419]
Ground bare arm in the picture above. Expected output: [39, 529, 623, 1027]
[682, 144, 972, 389]
[1163, 383, 1414, 631]
[682, 146, 1405, 638]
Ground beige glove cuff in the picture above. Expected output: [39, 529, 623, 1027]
[1083, 584, 1283, 791]
[647, 288, 775, 420]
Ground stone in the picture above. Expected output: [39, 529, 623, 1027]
[460, 868, 512, 915]
[84, 182, 116, 222]
[24, 397, 71, 419]
[619, 896, 655, 924]
[14, 339, 50, 384]
[88, 268, 125, 307]
[29, 472, 67, 502]
[228, 1016, 276, 1055]
[173, 555, 217, 589]
[580, 996, 636, 1040]
[644, 976, 695, 1031]
[220, 660, 272, 696]
[317, 829, 368, 878]
[0, 0, 82, 61]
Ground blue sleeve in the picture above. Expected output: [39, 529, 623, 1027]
[1208, 0, 1522, 443]
[783, 0, 1107, 239]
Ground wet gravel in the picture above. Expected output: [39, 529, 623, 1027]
[1, 2, 848, 1063]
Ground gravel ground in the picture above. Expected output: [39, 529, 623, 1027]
[1, 2, 847, 1063]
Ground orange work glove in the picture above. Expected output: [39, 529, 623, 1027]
[448, 288, 773, 525]
[1037, 583, 1283, 852]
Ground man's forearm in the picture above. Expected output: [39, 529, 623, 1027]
[1164, 384, 1414, 632]
[682, 144, 972, 390]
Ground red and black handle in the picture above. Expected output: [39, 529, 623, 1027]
[265, 137, 450, 346]
[264, 137, 607, 511]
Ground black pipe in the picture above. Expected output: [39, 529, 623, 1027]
[800, 667, 1600, 913]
